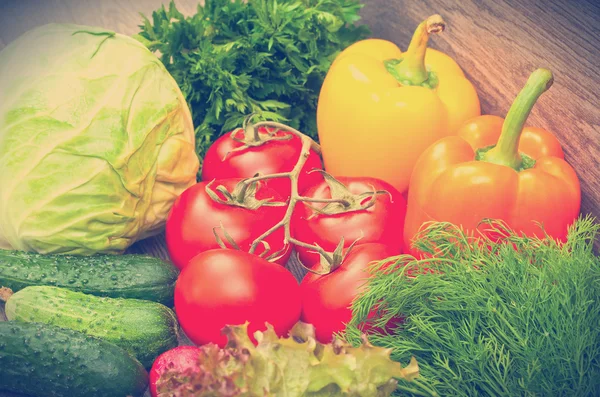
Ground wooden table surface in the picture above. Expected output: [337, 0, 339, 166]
[0, 0, 599, 396]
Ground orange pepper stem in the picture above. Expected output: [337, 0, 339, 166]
[389, 14, 445, 86]
[482, 68, 554, 170]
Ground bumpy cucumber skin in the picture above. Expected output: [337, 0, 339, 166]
[5, 286, 180, 368]
[0, 250, 179, 306]
[0, 321, 148, 397]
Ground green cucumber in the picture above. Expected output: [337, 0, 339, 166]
[0, 249, 179, 306]
[3, 285, 180, 368]
[0, 321, 148, 397]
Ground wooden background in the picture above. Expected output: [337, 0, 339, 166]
[0, 0, 598, 395]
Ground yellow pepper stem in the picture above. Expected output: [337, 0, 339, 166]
[482, 68, 554, 170]
[390, 14, 445, 86]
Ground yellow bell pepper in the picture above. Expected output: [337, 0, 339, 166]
[316, 15, 481, 195]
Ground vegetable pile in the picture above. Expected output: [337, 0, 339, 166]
[1, 2, 599, 397]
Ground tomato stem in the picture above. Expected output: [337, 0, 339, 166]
[245, 124, 261, 142]
[296, 255, 333, 276]
[387, 15, 445, 87]
[224, 116, 297, 160]
[236, 172, 292, 202]
[242, 113, 261, 143]
[233, 120, 360, 269]
[301, 170, 392, 217]
[289, 237, 334, 266]
[481, 68, 554, 170]
[219, 118, 366, 270]
[297, 196, 352, 207]
[252, 121, 323, 156]
[210, 117, 367, 269]
[248, 133, 313, 255]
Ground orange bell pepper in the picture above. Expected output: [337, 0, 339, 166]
[403, 68, 581, 257]
[317, 14, 481, 195]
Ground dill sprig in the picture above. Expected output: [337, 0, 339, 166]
[344, 216, 600, 396]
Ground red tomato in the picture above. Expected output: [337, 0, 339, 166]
[174, 249, 302, 347]
[300, 243, 403, 344]
[201, 127, 323, 197]
[166, 178, 289, 270]
[149, 345, 201, 397]
[292, 176, 407, 266]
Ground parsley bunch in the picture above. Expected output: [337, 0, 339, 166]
[345, 217, 600, 396]
[135, 0, 369, 162]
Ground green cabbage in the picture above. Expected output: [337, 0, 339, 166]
[0, 24, 199, 255]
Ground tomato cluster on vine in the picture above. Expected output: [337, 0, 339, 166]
[164, 118, 408, 349]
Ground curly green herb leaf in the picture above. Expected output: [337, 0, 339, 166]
[136, 0, 370, 167]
